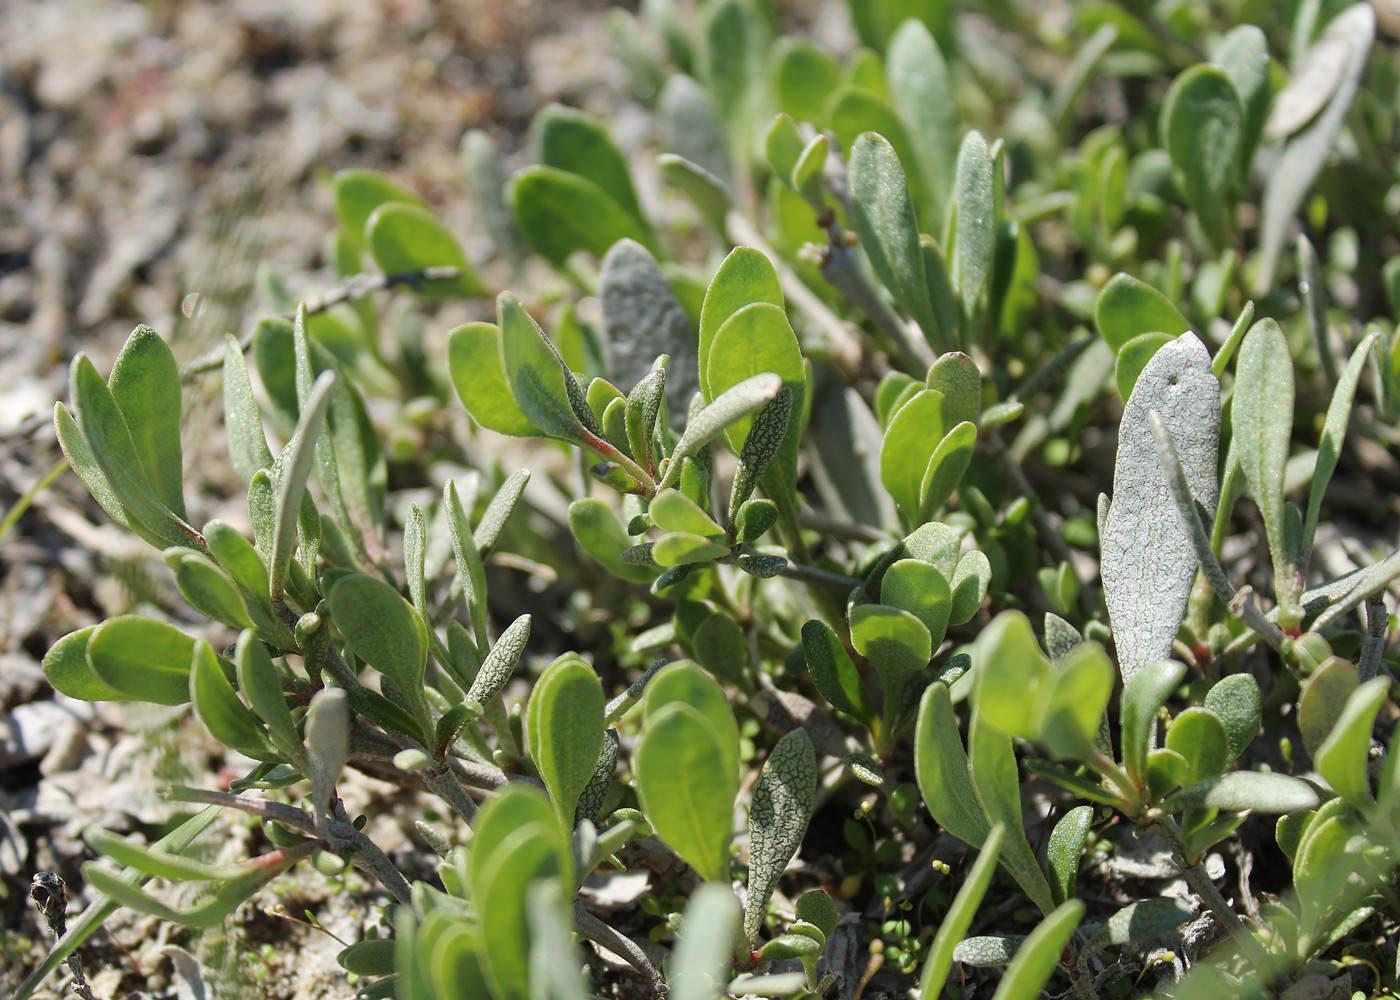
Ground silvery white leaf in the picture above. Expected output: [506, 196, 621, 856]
[599, 239, 697, 421]
[1265, 35, 1349, 140]
[1101, 333, 1219, 679]
[1256, 4, 1375, 291]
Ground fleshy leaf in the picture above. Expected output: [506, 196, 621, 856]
[1101, 333, 1218, 679]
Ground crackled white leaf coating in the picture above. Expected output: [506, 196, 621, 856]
[1102, 332, 1219, 679]
[744, 728, 816, 946]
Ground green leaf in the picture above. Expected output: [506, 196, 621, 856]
[1315, 676, 1388, 806]
[190, 640, 276, 761]
[691, 614, 750, 688]
[469, 785, 563, 894]
[967, 709, 1055, 915]
[925, 352, 980, 426]
[1121, 659, 1187, 786]
[703, 303, 805, 453]
[879, 389, 945, 518]
[918, 420, 976, 520]
[42, 627, 130, 702]
[1114, 332, 1174, 400]
[658, 153, 733, 234]
[173, 552, 251, 630]
[1233, 318, 1295, 584]
[949, 550, 992, 626]
[1212, 25, 1271, 186]
[447, 322, 540, 437]
[499, 292, 596, 448]
[1204, 673, 1262, 764]
[670, 885, 740, 1000]
[802, 619, 877, 725]
[879, 558, 952, 649]
[733, 498, 778, 545]
[1094, 273, 1191, 354]
[790, 134, 829, 207]
[949, 130, 997, 322]
[509, 166, 655, 266]
[269, 368, 335, 601]
[1304, 329, 1382, 561]
[1165, 707, 1231, 784]
[526, 656, 606, 827]
[569, 499, 656, 583]
[887, 19, 956, 232]
[1039, 642, 1114, 761]
[988, 901, 1084, 1000]
[476, 824, 570, 1000]
[915, 682, 991, 847]
[727, 386, 793, 512]
[827, 85, 924, 210]
[534, 104, 647, 229]
[650, 489, 723, 538]
[1255, 5, 1375, 291]
[643, 661, 741, 785]
[701, 0, 769, 141]
[332, 169, 426, 250]
[1082, 899, 1193, 956]
[921, 824, 1004, 999]
[661, 373, 782, 492]
[698, 247, 784, 398]
[222, 334, 274, 484]
[445, 479, 489, 648]
[1161, 65, 1242, 251]
[634, 702, 738, 883]
[574, 728, 620, 827]
[327, 574, 429, 729]
[773, 38, 840, 125]
[971, 611, 1051, 739]
[476, 469, 530, 557]
[1164, 771, 1321, 814]
[235, 631, 305, 769]
[1298, 655, 1358, 757]
[744, 728, 817, 945]
[653, 532, 731, 566]
[764, 114, 805, 187]
[1101, 333, 1219, 679]
[365, 203, 486, 299]
[849, 132, 944, 350]
[1047, 806, 1092, 906]
[53, 403, 128, 532]
[108, 326, 185, 519]
[849, 603, 931, 706]
[339, 939, 396, 977]
[203, 521, 272, 609]
[87, 616, 197, 706]
[69, 356, 196, 550]
[794, 890, 838, 940]
[526, 880, 588, 1000]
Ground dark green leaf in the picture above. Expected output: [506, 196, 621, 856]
[745, 728, 817, 944]
[1047, 805, 1092, 906]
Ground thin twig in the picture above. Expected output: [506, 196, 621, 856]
[178, 266, 467, 379]
[161, 787, 412, 905]
[1360, 594, 1388, 682]
[573, 904, 666, 995]
[799, 506, 890, 544]
[30, 874, 97, 1000]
